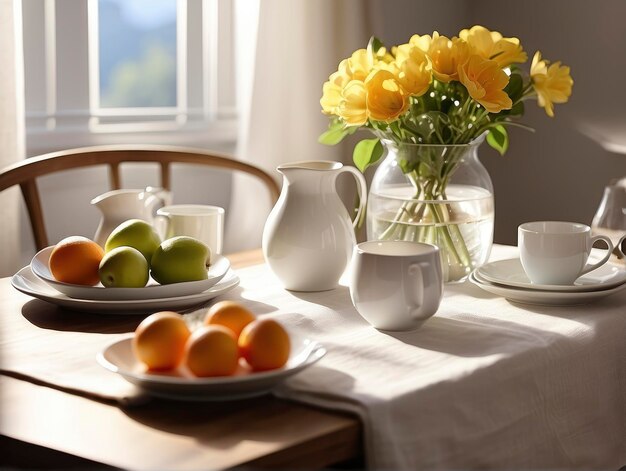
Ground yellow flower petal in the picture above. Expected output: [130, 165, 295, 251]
[428, 36, 470, 83]
[395, 46, 432, 97]
[458, 55, 512, 113]
[365, 69, 409, 122]
[320, 81, 342, 115]
[346, 49, 374, 81]
[409, 32, 439, 53]
[460, 25, 527, 67]
[338, 80, 369, 126]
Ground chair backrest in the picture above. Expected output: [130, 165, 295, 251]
[0, 145, 280, 251]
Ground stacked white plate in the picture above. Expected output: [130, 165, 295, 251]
[11, 246, 240, 314]
[469, 258, 626, 306]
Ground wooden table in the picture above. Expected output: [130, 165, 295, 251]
[0, 249, 362, 470]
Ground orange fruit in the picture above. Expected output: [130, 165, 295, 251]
[238, 319, 290, 372]
[204, 301, 256, 338]
[184, 325, 239, 377]
[133, 312, 191, 371]
[48, 236, 104, 286]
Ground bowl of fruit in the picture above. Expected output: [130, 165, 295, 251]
[31, 219, 230, 301]
[97, 302, 326, 400]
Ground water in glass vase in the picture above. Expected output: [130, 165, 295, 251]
[368, 184, 494, 282]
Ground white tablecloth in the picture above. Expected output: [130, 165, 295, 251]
[2, 245, 625, 468]
[243, 245, 626, 469]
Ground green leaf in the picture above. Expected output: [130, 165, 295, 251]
[353, 138, 384, 172]
[318, 120, 350, 145]
[367, 36, 385, 56]
[509, 101, 525, 117]
[504, 74, 523, 102]
[487, 125, 509, 155]
[399, 159, 414, 174]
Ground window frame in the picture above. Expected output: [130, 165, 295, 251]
[22, 0, 236, 156]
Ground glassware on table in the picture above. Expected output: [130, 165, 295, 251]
[367, 135, 494, 283]
[591, 177, 626, 264]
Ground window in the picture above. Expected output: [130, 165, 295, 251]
[22, 0, 236, 155]
[97, 0, 178, 109]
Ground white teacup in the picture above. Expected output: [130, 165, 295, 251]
[518, 221, 614, 285]
[618, 234, 626, 258]
[349, 241, 443, 331]
[156, 205, 224, 262]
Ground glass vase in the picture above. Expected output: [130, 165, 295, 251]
[367, 136, 494, 282]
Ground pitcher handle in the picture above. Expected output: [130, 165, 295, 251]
[338, 166, 367, 229]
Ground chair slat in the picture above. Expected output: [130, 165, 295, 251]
[109, 162, 121, 190]
[20, 180, 48, 249]
[160, 162, 171, 190]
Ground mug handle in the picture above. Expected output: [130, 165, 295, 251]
[338, 166, 367, 229]
[407, 262, 424, 319]
[580, 235, 614, 277]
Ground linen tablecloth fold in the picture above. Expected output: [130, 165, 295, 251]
[234, 246, 626, 470]
[0, 302, 151, 405]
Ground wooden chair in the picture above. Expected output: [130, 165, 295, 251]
[0, 145, 280, 251]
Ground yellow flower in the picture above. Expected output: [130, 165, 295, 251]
[530, 51, 573, 117]
[365, 69, 409, 122]
[393, 43, 413, 64]
[395, 46, 432, 97]
[409, 32, 440, 52]
[337, 80, 368, 126]
[345, 49, 374, 81]
[427, 36, 470, 83]
[320, 80, 342, 115]
[320, 49, 376, 116]
[458, 55, 512, 113]
[459, 25, 527, 67]
[373, 46, 395, 64]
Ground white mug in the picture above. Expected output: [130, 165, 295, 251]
[349, 241, 443, 331]
[156, 205, 224, 262]
[518, 221, 614, 285]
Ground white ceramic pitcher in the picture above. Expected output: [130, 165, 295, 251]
[91, 187, 172, 247]
[262, 160, 367, 291]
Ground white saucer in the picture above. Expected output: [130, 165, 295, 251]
[12, 266, 240, 314]
[475, 258, 626, 292]
[31, 246, 230, 301]
[469, 272, 626, 306]
[97, 334, 326, 401]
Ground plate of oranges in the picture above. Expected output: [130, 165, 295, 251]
[30, 237, 230, 301]
[97, 301, 326, 400]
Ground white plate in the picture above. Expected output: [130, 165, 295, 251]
[11, 266, 239, 314]
[469, 272, 626, 306]
[475, 258, 626, 292]
[31, 246, 230, 300]
[97, 334, 326, 401]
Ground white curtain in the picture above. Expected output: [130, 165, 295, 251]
[0, 0, 24, 276]
[226, 0, 373, 252]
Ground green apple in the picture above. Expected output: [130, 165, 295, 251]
[99, 246, 149, 288]
[150, 236, 210, 285]
[105, 219, 161, 263]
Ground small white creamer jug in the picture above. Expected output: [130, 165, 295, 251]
[262, 160, 367, 291]
[91, 186, 172, 247]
